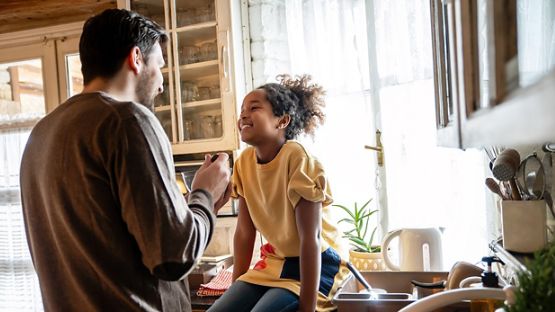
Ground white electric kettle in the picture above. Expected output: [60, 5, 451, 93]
[381, 227, 444, 271]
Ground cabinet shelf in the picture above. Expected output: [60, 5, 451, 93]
[176, 21, 217, 33]
[175, 22, 216, 46]
[182, 98, 221, 114]
[180, 60, 219, 80]
[154, 105, 171, 112]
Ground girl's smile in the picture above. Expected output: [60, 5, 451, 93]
[238, 89, 282, 145]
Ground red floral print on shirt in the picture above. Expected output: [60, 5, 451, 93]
[253, 243, 275, 270]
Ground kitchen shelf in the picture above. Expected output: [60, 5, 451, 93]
[154, 105, 171, 112]
[180, 60, 219, 80]
[176, 21, 217, 33]
[176, 23, 216, 47]
[182, 98, 220, 108]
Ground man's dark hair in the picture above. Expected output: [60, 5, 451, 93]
[79, 9, 168, 85]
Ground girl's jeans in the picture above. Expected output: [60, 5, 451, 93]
[207, 280, 299, 312]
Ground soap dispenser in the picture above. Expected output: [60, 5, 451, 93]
[471, 256, 505, 312]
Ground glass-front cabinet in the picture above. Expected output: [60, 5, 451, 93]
[118, 0, 246, 154]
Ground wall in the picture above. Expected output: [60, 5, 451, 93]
[247, 0, 290, 87]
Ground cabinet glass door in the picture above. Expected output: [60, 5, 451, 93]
[125, 0, 240, 154]
[131, 0, 176, 142]
[173, 0, 223, 143]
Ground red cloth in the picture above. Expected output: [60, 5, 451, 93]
[196, 269, 233, 297]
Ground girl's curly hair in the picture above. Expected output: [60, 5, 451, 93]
[258, 74, 326, 140]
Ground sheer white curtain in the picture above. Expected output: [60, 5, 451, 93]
[283, 0, 378, 222]
[0, 127, 43, 311]
[281, 0, 495, 268]
[517, 0, 555, 86]
[370, 0, 494, 268]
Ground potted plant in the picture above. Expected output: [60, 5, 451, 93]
[503, 240, 555, 311]
[334, 198, 385, 271]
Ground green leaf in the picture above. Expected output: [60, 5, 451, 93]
[333, 198, 379, 254]
[333, 204, 355, 220]
[362, 212, 370, 239]
[368, 227, 378, 248]
[338, 218, 354, 225]
[359, 198, 373, 211]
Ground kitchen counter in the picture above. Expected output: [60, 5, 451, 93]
[191, 291, 217, 312]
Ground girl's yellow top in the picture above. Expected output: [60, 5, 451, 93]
[231, 141, 349, 311]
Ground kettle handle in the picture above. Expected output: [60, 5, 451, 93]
[382, 229, 402, 271]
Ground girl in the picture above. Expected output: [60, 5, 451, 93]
[208, 75, 349, 312]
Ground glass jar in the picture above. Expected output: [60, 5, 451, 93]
[200, 115, 215, 139]
[199, 41, 217, 62]
[177, 8, 196, 26]
[181, 82, 198, 103]
[214, 115, 223, 138]
[197, 86, 211, 101]
[196, 5, 215, 23]
[184, 120, 193, 140]
[209, 85, 220, 99]
[180, 45, 199, 64]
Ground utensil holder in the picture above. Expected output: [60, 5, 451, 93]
[501, 200, 547, 253]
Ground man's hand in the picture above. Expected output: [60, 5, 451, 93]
[213, 182, 232, 214]
[190, 153, 231, 213]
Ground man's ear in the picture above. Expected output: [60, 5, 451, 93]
[278, 114, 291, 129]
[127, 46, 143, 75]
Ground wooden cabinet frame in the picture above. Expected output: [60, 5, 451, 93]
[431, 0, 555, 148]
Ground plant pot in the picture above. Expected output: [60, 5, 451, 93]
[349, 249, 386, 271]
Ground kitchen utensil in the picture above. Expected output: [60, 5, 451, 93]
[485, 178, 505, 199]
[542, 152, 555, 218]
[345, 262, 388, 297]
[500, 181, 512, 200]
[543, 143, 555, 153]
[382, 228, 444, 271]
[501, 200, 547, 253]
[492, 148, 521, 200]
[515, 153, 545, 200]
[346, 262, 373, 293]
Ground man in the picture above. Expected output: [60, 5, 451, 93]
[20, 9, 231, 311]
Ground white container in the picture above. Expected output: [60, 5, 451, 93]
[382, 228, 444, 271]
[501, 200, 547, 253]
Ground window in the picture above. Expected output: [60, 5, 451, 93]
[0, 33, 80, 311]
[0, 57, 47, 311]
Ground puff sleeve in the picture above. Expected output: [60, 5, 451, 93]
[287, 154, 333, 208]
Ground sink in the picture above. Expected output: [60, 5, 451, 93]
[333, 271, 471, 312]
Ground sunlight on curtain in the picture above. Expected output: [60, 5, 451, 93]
[0, 128, 43, 312]
[371, 0, 494, 268]
[517, 0, 555, 86]
[281, 0, 496, 267]
[284, 0, 378, 221]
